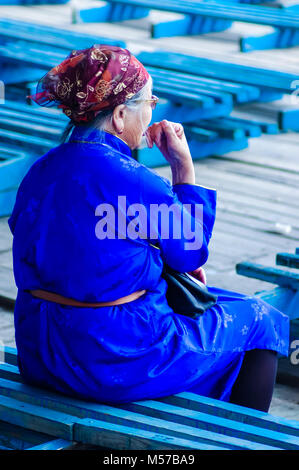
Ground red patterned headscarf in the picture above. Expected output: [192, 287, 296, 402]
[27, 44, 150, 123]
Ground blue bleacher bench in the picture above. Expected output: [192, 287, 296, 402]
[74, 0, 299, 50]
[0, 99, 69, 217]
[137, 49, 299, 95]
[0, 345, 299, 450]
[0, 17, 126, 85]
[236, 248, 299, 386]
[0, 17, 126, 53]
[0, 0, 70, 4]
[236, 248, 299, 320]
[1, 23, 299, 205]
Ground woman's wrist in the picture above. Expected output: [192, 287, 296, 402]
[171, 159, 195, 185]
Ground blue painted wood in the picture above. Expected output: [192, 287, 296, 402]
[236, 248, 299, 319]
[27, 439, 72, 450]
[0, 128, 54, 154]
[0, 1, 69, 4]
[0, 345, 18, 366]
[0, 18, 125, 84]
[282, 290, 299, 320]
[115, 400, 299, 449]
[214, 117, 262, 138]
[0, 61, 43, 85]
[152, 15, 193, 39]
[191, 120, 246, 140]
[0, 376, 272, 450]
[153, 87, 214, 109]
[255, 286, 297, 317]
[0, 18, 125, 49]
[0, 420, 60, 450]
[78, 2, 150, 23]
[149, 101, 223, 125]
[77, 0, 299, 31]
[1, 99, 68, 123]
[185, 126, 219, 142]
[257, 89, 284, 103]
[156, 392, 299, 437]
[235, 262, 299, 290]
[0, 364, 22, 383]
[241, 28, 299, 52]
[188, 133, 249, 158]
[0, 110, 66, 132]
[278, 107, 299, 132]
[0, 380, 231, 450]
[74, 418, 230, 450]
[0, 116, 63, 141]
[276, 253, 299, 270]
[74, 4, 114, 23]
[0, 364, 296, 445]
[0, 187, 19, 217]
[1, 347, 299, 450]
[1, 370, 288, 450]
[0, 395, 75, 440]
[137, 50, 299, 93]
[152, 14, 233, 39]
[148, 66, 259, 104]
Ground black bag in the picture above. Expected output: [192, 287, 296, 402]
[161, 263, 218, 318]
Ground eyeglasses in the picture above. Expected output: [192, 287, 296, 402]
[135, 95, 159, 110]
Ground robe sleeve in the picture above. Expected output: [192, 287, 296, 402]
[138, 166, 217, 272]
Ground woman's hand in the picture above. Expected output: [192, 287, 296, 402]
[187, 267, 207, 285]
[146, 120, 192, 166]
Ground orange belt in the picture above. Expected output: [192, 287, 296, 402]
[27, 288, 147, 308]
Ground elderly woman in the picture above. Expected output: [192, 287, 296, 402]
[8, 45, 289, 412]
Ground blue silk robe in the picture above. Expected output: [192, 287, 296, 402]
[8, 126, 289, 404]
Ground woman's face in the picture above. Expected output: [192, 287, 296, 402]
[112, 85, 153, 150]
[125, 98, 153, 150]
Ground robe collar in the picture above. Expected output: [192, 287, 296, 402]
[68, 125, 132, 158]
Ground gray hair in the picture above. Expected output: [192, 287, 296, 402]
[60, 76, 153, 144]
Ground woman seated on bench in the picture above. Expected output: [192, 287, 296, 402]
[8, 45, 289, 412]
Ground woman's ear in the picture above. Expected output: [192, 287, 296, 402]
[112, 104, 126, 135]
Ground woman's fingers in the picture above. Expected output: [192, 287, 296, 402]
[188, 267, 207, 285]
[147, 121, 183, 147]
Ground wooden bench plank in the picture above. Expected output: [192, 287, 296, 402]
[147, 66, 261, 103]
[0, 17, 125, 49]
[0, 395, 75, 440]
[1, 349, 298, 449]
[0, 364, 22, 383]
[0, 375, 278, 450]
[235, 262, 299, 290]
[276, 253, 299, 269]
[0, 345, 18, 366]
[155, 392, 299, 437]
[0, 380, 230, 450]
[26, 438, 73, 450]
[81, 0, 299, 29]
[73, 418, 229, 450]
[0, 419, 62, 450]
[115, 400, 299, 449]
[137, 50, 299, 92]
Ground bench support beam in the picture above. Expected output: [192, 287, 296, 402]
[74, 4, 150, 24]
[152, 15, 233, 39]
[241, 28, 299, 52]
